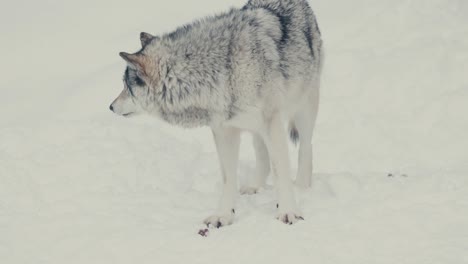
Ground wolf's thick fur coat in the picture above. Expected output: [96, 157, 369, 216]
[110, 0, 322, 227]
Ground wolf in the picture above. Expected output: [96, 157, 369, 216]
[110, 0, 323, 227]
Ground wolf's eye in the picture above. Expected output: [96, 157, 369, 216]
[135, 76, 145, 86]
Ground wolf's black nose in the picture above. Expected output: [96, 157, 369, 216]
[109, 105, 114, 112]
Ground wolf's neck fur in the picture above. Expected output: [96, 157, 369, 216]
[148, 10, 246, 127]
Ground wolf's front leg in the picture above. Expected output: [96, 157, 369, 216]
[204, 126, 240, 228]
[240, 133, 270, 195]
[263, 113, 303, 225]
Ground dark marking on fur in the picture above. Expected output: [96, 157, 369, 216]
[124, 67, 129, 80]
[277, 13, 291, 79]
[123, 68, 135, 97]
[248, 16, 260, 28]
[123, 67, 147, 97]
[303, 3, 316, 60]
[304, 24, 314, 59]
[245, 5, 291, 79]
[278, 14, 291, 44]
[140, 32, 154, 47]
[135, 76, 145, 86]
[161, 83, 167, 101]
[289, 126, 299, 145]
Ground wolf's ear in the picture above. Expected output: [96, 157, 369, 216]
[140, 32, 154, 47]
[119, 52, 141, 66]
[119, 52, 148, 74]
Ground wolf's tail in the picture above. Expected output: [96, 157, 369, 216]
[289, 121, 299, 145]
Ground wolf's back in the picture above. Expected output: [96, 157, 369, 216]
[244, 0, 312, 16]
[243, 0, 322, 67]
[243, 0, 320, 34]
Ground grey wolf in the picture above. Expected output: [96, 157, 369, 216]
[110, 0, 323, 227]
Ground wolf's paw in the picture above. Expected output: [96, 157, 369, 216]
[203, 211, 235, 228]
[240, 186, 260, 195]
[276, 212, 304, 225]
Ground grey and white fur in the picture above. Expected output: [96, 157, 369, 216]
[110, 0, 323, 227]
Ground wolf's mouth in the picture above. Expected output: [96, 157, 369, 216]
[122, 112, 134, 117]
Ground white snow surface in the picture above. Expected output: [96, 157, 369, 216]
[1, 0, 468, 263]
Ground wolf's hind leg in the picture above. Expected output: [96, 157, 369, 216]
[204, 126, 240, 228]
[261, 112, 303, 224]
[295, 85, 319, 188]
[240, 133, 270, 195]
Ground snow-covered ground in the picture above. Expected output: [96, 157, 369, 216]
[1, 0, 468, 263]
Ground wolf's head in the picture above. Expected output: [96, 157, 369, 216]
[109, 32, 160, 117]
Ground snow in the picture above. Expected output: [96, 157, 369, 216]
[1, 0, 468, 263]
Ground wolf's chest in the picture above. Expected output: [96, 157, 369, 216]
[157, 106, 212, 128]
